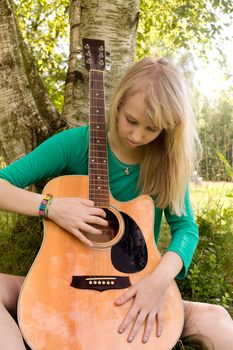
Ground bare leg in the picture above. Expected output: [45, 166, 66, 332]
[0, 273, 26, 350]
[182, 300, 233, 350]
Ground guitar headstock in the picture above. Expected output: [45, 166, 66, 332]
[82, 38, 105, 71]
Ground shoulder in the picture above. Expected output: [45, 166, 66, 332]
[51, 125, 89, 143]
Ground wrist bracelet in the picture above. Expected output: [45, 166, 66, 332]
[39, 194, 53, 219]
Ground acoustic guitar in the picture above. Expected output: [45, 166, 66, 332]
[18, 38, 184, 350]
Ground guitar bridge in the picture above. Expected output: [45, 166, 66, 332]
[70, 275, 131, 292]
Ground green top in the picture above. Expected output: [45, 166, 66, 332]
[0, 125, 198, 279]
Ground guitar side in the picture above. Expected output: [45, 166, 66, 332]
[18, 175, 184, 350]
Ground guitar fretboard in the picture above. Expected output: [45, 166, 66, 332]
[89, 70, 109, 207]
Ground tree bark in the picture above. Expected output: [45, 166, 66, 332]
[0, 0, 64, 164]
[62, 0, 140, 127]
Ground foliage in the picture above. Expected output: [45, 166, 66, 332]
[217, 151, 233, 180]
[178, 205, 233, 315]
[197, 92, 233, 181]
[138, 0, 233, 59]
[158, 181, 233, 320]
[13, 0, 69, 112]
[0, 214, 42, 275]
[13, 0, 233, 112]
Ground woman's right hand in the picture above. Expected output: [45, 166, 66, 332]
[47, 197, 108, 246]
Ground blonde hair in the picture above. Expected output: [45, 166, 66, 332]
[107, 57, 200, 216]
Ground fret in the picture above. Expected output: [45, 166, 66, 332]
[89, 151, 106, 159]
[89, 170, 108, 175]
[89, 180, 109, 184]
[89, 147, 107, 153]
[89, 176, 109, 180]
[90, 120, 106, 124]
[89, 195, 109, 200]
[89, 136, 106, 140]
[90, 96, 104, 101]
[89, 182, 109, 187]
[89, 163, 108, 167]
[90, 102, 105, 109]
[89, 189, 109, 193]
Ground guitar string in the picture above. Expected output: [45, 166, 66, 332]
[90, 70, 109, 279]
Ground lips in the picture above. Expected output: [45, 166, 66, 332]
[126, 138, 140, 146]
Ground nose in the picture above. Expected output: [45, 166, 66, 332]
[131, 128, 144, 143]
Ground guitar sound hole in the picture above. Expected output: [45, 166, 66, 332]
[83, 208, 119, 243]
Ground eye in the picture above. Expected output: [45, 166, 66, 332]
[126, 116, 137, 125]
[146, 126, 157, 132]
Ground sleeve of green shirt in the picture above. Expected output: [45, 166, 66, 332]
[0, 126, 88, 188]
[165, 187, 199, 280]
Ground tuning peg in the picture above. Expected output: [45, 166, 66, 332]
[106, 51, 111, 57]
[106, 63, 111, 71]
[77, 49, 82, 60]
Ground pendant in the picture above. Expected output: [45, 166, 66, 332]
[124, 168, 129, 175]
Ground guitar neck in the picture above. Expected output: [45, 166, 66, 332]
[89, 69, 109, 207]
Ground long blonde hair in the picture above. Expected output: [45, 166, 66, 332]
[108, 57, 200, 216]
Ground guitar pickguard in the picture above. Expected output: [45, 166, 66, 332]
[111, 212, 148, 273]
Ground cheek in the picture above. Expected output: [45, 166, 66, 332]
[147, 131, 161, 143]
[117, 117, 129, 134]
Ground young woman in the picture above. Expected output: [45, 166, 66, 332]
[0, 57, 232, 350]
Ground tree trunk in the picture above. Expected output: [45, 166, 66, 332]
[0, 0, 64, 164]
[62, 0, 140, 127]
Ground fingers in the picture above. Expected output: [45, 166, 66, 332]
[156, 309, 164, 337]
[115, 286, 164, 343]
[142, 311, 157, 343]
[79, 198, 95, 207]
[85, 213, 108, 227]
[118, 309, 163, 343]
[88, 206, 107, 219]
[115, 286, 136, 306]
[122, 309, 146, 343]
[80, 199, 106, 217]
[70, 228, 94, 247]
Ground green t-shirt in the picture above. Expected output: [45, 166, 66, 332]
[0, 125, 198, 279]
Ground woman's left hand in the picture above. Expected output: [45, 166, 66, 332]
[114, 272, 168, 343]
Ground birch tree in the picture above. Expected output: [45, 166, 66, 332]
[62, 0, 140, 126]
[0, 0, 140, 162]
[0, 0, 62, 164]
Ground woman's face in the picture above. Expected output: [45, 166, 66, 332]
[117, 92, 162, 149]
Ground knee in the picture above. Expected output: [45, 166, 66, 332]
[200, 303, 231, 324]
[0, 273, 23, 311]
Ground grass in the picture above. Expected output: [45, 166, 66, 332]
[159, 181, 233, 350]
[190, 181, 233, 212]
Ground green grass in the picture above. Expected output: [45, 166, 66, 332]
[190, 181, 233, 212]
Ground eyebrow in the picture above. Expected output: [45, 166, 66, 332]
[125, 112, 158, 130]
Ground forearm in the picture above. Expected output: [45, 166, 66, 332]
[151, 251, 183, 287]
[0, 179, 42, 216]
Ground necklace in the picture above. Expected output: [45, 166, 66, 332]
[124, 167, 130, 175]
[107, 133, 140, 175]
[108, 146, 139, 176]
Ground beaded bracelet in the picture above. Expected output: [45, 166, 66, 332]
[39, 194, 53, 219]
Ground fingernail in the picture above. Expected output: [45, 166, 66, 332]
[128, 336, 133, 342]
[119, 328, 124, 333]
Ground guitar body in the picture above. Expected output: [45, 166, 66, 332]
[18, 175, 184, 350]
